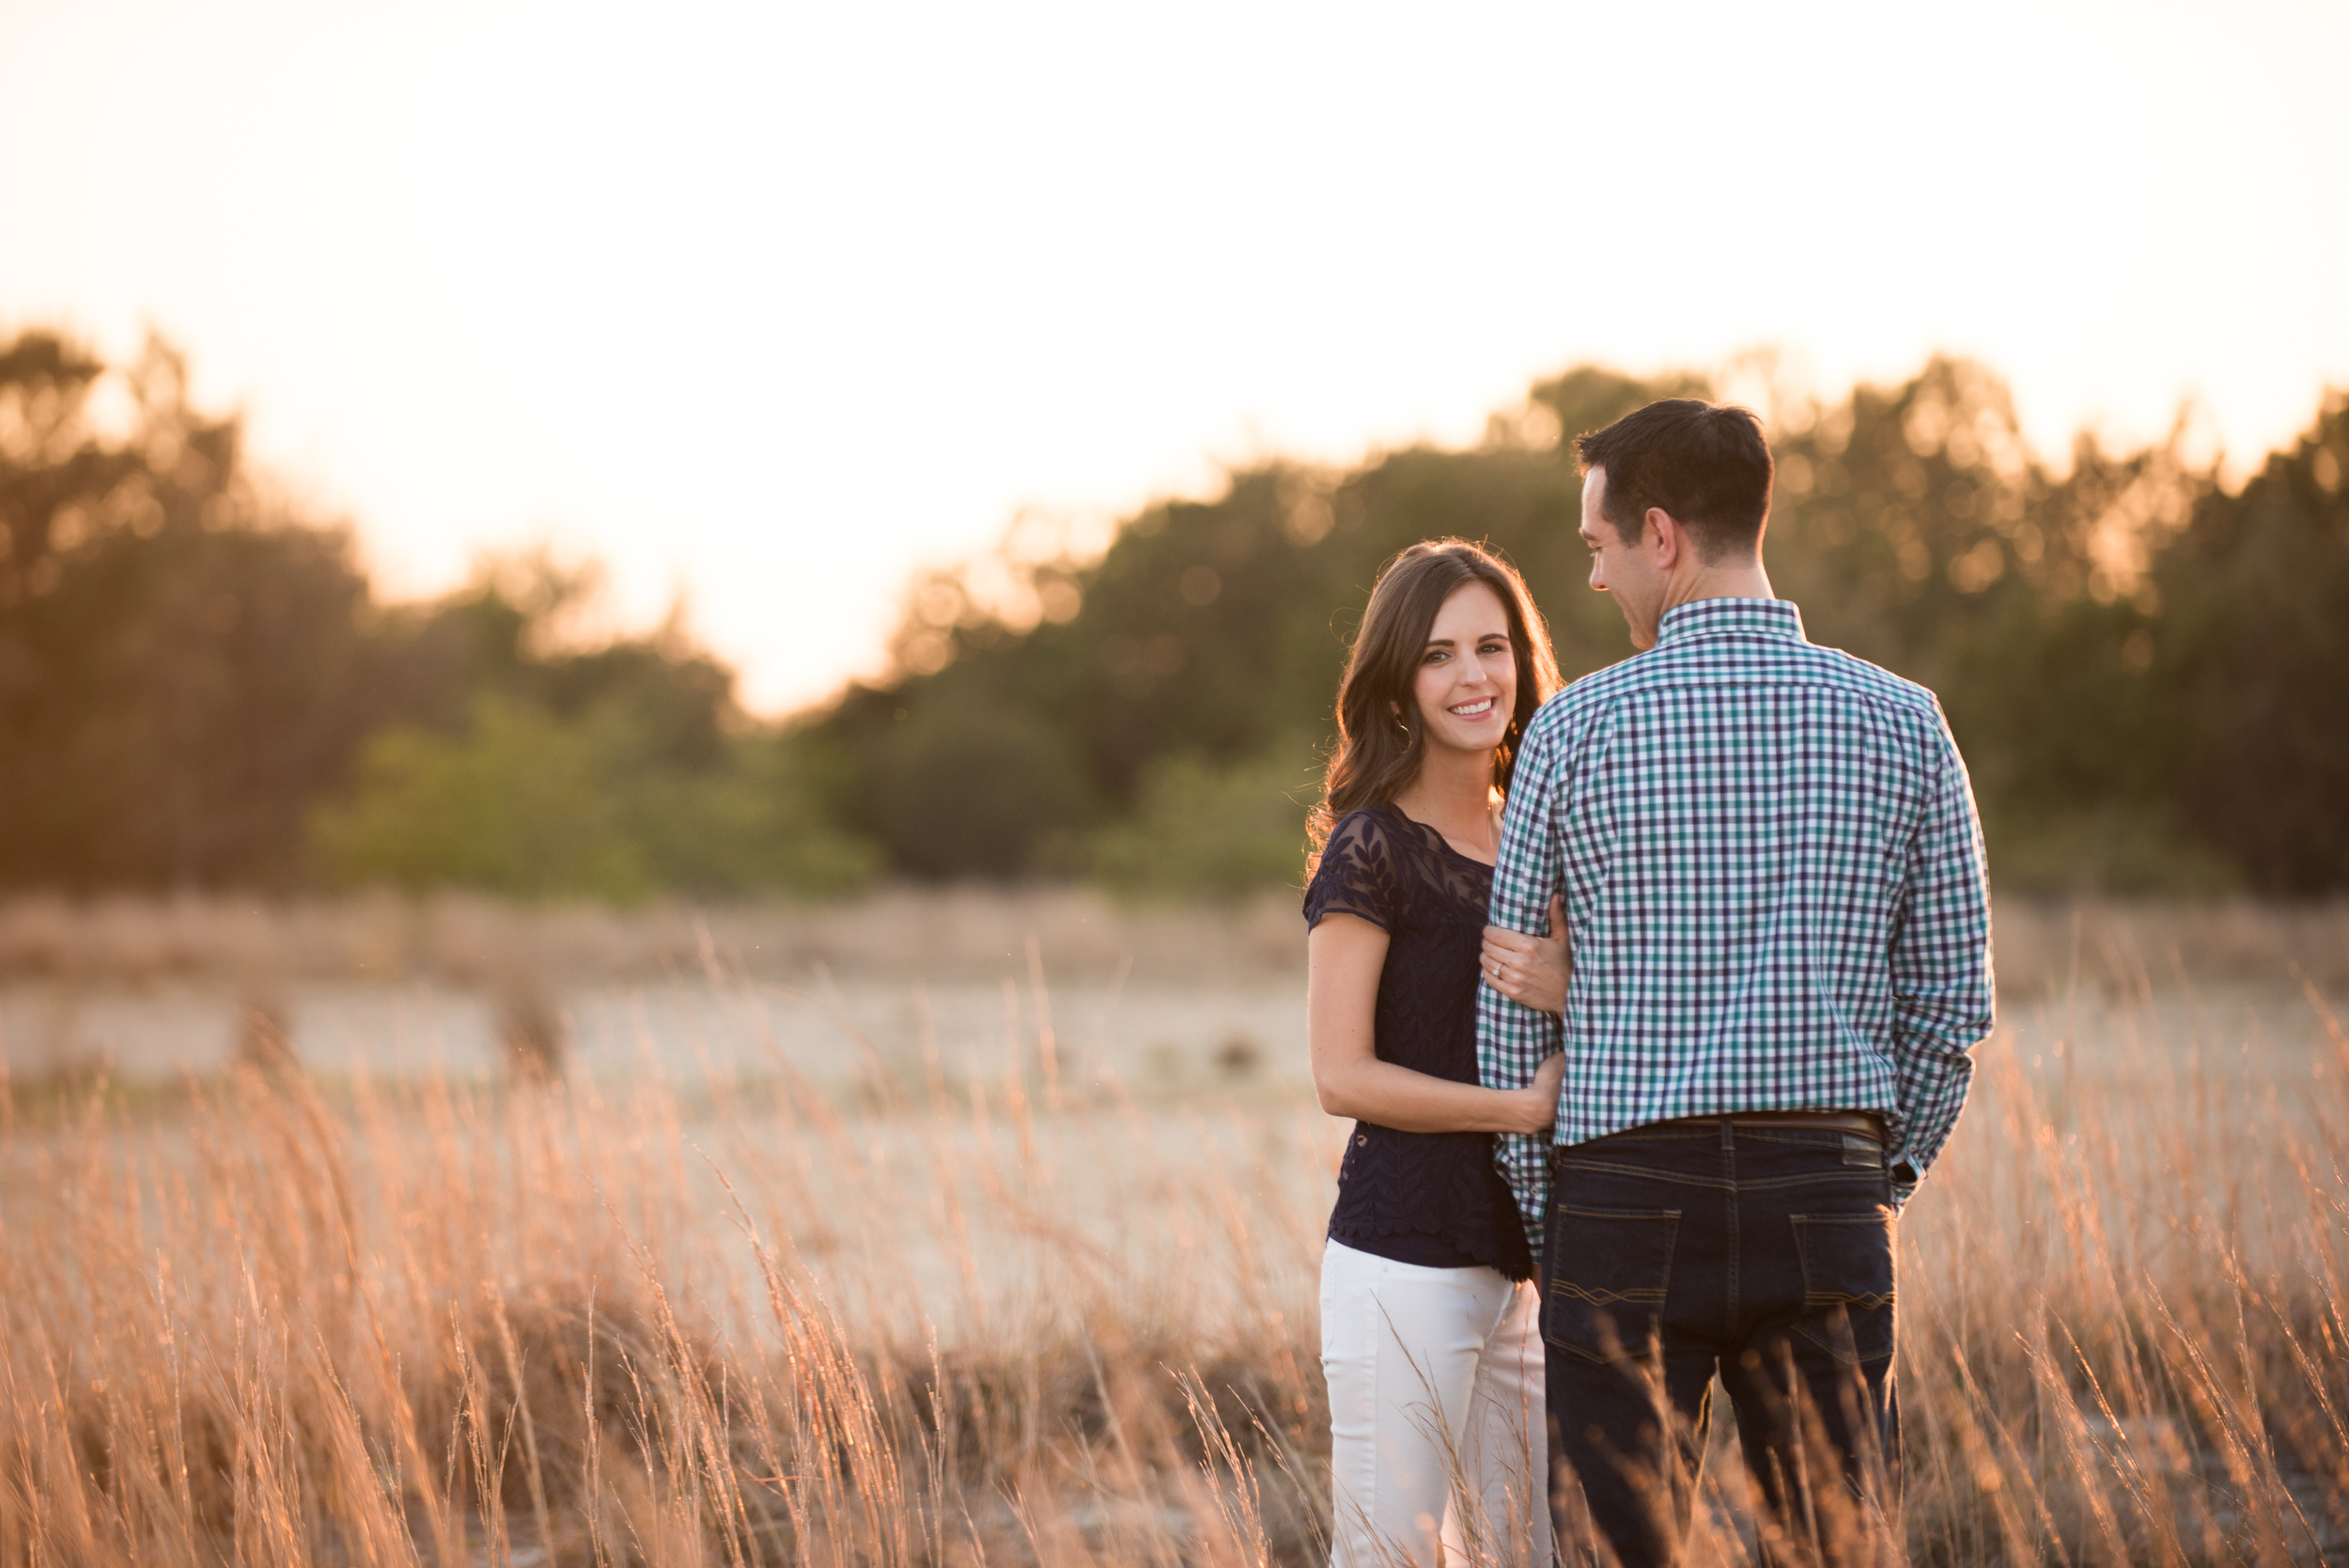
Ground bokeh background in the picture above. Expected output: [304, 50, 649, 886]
[1, 0, 2346, 1020]
[3, 324, 2345, 908]
[5, 1, 2347, 918]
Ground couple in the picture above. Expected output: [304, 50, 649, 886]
[1304, 399, 1994, 1567]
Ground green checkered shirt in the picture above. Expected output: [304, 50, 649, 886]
[1477, 598, 1993, 1261]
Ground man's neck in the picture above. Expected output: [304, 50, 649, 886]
[1663, 557, 1775, 616]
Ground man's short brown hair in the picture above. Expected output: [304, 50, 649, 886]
[1576, 399, 1774, 562]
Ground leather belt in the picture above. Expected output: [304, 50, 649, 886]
[1649, 1110, 1885, 1138]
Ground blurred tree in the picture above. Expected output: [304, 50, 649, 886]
[0, 332, 142, 603]
[0, 329, 879, 898]
[311, 690, 880, 902]
[8, 327, 2341, 899]
[1090, 749, 1319, 900]
[1764, 356, 2220, 892]
[0, 333, 379, 888]
[2152, 396, 2349, 894]
[866, 702, 1098, 879]
[628, 731, 881, 896]
[813, 366, 1688, 882]
[309, 567, 883, 900]
[311, 696, 651, 900]
[819, 354, 2349, 897]
[358, 552, 736, 763]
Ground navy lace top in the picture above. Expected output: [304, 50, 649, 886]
[1303, 802, 1534, 1281]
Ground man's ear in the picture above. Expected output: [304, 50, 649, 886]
[1645, 507, 1683, 569]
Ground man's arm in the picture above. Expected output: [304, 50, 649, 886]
[1886, 709, 1995, 1205]
[1478, 715, 1568, 1263]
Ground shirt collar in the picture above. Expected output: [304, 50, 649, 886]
[1654, 598, 1807, 647]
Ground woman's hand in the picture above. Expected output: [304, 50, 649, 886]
[1504, 1049, 1567, 1134]
[1482, 894, 1569, 1014]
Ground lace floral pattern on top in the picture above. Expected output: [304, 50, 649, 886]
[1305, 803, 1532, 1281]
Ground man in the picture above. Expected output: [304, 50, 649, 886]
[1475, 399, 1993, 1565]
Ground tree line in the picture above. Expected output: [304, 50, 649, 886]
[814, 359, 2348, 898]
[4, 331, 2343, 900]
[0, 332, 871, 900]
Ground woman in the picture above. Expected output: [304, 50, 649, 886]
[1305, 539, 1570, 1567]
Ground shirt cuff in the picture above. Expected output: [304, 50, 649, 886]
[1889, 1159, 1920, 1212]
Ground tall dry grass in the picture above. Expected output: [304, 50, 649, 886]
[3, 945, 2345, 1565]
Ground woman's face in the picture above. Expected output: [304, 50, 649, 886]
[1408, 581, 1517, 758]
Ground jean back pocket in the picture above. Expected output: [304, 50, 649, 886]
[1789, 1209, 1897, 1367]
[1542, 1205, 1680, 1365]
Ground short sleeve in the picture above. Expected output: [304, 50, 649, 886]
[1304, 808, 1401, 933]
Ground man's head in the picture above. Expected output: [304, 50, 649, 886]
[1575, 399, 1775, 648]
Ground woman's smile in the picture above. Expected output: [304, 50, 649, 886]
[1411, 581, 1518, 755]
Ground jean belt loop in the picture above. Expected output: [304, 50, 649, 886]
[1720, 1116, 1734, 1152]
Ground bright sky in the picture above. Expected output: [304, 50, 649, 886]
[4, 0, 2344, 713]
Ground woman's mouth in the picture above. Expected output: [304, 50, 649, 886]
[1448, 696, 1497, 720]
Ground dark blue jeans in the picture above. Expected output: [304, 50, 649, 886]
[1541, 1119, 1899, 1567]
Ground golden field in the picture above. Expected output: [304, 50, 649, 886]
[1, 892, 2345, 1565]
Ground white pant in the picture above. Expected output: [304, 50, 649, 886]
[1320, 1238, 1552, 1567]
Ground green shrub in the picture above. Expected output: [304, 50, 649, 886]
[311, 698, 881, 901]
[1091, 750, 1316, 901]
[873, 706, 1099, 878]
[627, 737, 883, 897]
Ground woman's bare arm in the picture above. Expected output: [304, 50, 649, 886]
[1309, 912, 1563, 1134]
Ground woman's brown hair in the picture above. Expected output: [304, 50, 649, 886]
[1307, 539, 1563, 858]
